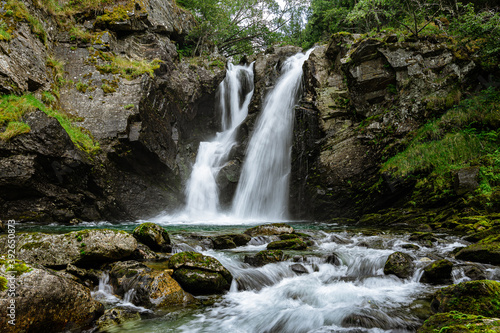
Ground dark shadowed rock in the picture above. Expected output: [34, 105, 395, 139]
[244, 250, 288, 267]
[96, 307, 142, 332]
[383, 252, 415, 279]
[420, 259, 453, 285]
[267, 238, 307, 250]
[455, 235, 500, 265]
[454, 167, 480, 196]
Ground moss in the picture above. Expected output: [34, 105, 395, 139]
[19, 241, 47, 250]
[419, 311, 500, 333]
[101, 83, 116, 94]
[0, 275, 8, 291]
[267, 238, 307, 250]
[0, 259, 32, 276]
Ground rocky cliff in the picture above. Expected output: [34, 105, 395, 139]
[0, 0, 226, 222]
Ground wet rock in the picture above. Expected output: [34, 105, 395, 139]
[409, 232, 438, 247]
[96, 307, 141, 332]
[267, 238, 307, 250]
[454, 167, 480, 196]
[418, 311, 500, 333]
[325, 253, 342, 266]
[384, 252, 415, 279]
[401, 243, 420, 250]
[291, 264, 308, 274]
[109, 260, 194, 308]
[133, 222, 171, 252]
[329, 234, 352, 244]
[0, 260, 104, 332]
[341, 309, 394, 330]
[463, 264, 487, 281]
[167, 252, 232, 295]
[244, 223, 294, 237]
[430, 280, 500, 317]
[0, 229, 137, 268]
[211, 234, 251, 250]
[129, 243, 161, 261]
[244, 250, 288, 267]
[455, 235, 500, 265]
[420, 259, 453, 285]
[66, 263, 103, 288]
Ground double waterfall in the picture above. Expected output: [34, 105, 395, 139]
[183, 50, 312, 222]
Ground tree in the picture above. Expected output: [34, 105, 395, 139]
[177, 0, 308, 57]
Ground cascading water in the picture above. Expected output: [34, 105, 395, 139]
[183, 63, 254, 219]
[232, 49, 313, 220]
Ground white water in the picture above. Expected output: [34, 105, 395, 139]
[232, 49, 313, 220]
[183, 63, 254, 220]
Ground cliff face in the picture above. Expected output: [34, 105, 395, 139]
[0, 0, 225, 222]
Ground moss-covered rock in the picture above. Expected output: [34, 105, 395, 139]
[96, 307, 141, 331]
[430, 280, 500, 317]
[0, 260, 104, 332]
[455, 236, 500, 265]
[420, 259, 453, 285]
[383, 252, 415, 279]
[132, 222, 171, 252]
[418, 311, 500, 333]
[244, 250, 288, 267]
[211, 235, 236, 249]
[267, 238, 307, 250]
[109, 260, 194, 308]
[244, 223, 294, 237]
[167, 252, 232, 295]
[0, 230, 137, 268]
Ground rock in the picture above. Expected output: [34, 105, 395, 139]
[0, 260, 104, 332]
[418, 311, 500, 333]
[291, 264, 308, 274]
[128, 243, 161, 261]
[430, 280, 500, 317]
[96, 307, 141, 332]
[244, 250, 288, 267]
[133, 222, 171, 252]
[454, 167, 480, 196]
[167, 252, 232, 295]
[383, 252, 415, 279]
[244, 223, 294, 237]
[109, 261, 194, 308]
[455, 235, 500, 265]
[0, 229, 137, 268]
[420, 259, 453, 285]
[325, 253, 342, 266]
[401, 243, 420, 250]
[66, 264, 103, 288]
[267, 238, 307, 250]
[210, 234, 252, 249]
[463, 264, 487, 281]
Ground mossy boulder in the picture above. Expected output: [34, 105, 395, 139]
[132, 222, 171, 252]
[0, 260, 104, 332]
[430, 280, 500, 317]
[383, 252, 415, 279]
[244, 250, 288, 267]
[420, 259, 453, 285]
[409, 232, 438, 247]
[455, 235, 500, 265]
[96, 307, 141, 332]
[211, 234, 251, 249]
[167, 252, 232, 295]
[0, 230, 137, 268]
[109, 260, 194, 308]
[418, 311, 500, 333]
[244, 223, 294, 237]
[267, 238, 307, 250]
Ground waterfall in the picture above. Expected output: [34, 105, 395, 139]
[232, 49, 313, 220]
[183, 63, 254, 218]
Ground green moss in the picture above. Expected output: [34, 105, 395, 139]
[123, 103, 134, 110]
[19, 241, 46, 250]
[0, 276, 8, 291]
[4, 0, 47, 44]
[0, 121, 30, 140]
[419, 311, 500, 333]
[0, 259, 32, 276]
[93, 51, 162, 80]
[267, 238, 307, 250]
[101, 83, 116, 94]
[76, 80, 89, 93]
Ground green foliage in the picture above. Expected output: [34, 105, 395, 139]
[177, 0, 307, 56]
[94, 52, 162, 80]
[0, 276, 7, 291]
[0, 22, 12, 41]
[5, 0, 47, 44]
[382, 88, 500, 195]
[76, 80, 89, 93]
[0, 94, 99, 153]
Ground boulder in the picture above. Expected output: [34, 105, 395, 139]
[132, 222, 171, 252]
[109, 261, 194, 308]
[267, 238, 307, 250]
[0, 229, 137, 268]
[211, 234, 251, 249]
[455, 235, 500, 265]
[418, 311, 500, 333]
[244, 223, 294, 237]
[167, 252, 232, 295]
[383, 252, 415, 279]
[96, 307, 141, 332]
[454, 167, 480, 196]
[420, 259, 453, 285]
[244, 250, 288, 267]
[430, 280, 500, 317]
[463, 264, 487, 281]
[291, 264, 308, 274]
[0, 260, 104, 332]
